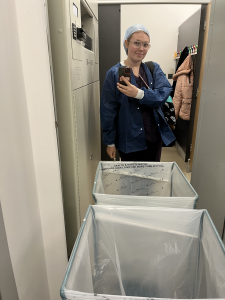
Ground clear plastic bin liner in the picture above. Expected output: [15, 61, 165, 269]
[92, 162, 198, 208]
[61, 206, 225, 300]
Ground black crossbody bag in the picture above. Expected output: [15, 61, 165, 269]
[144, 61, 176, 129]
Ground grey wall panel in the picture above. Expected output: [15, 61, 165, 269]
[177, 8, 201, 51]
[175, 7, 203, 161]
[99, 5, 120, 161]
[187, 4, 207, 159]
[0, 202, 19, 300]
[191, 0, 225, 239]
[99, 5, 120, 95]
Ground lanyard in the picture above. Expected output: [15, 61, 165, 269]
[139, 74, 150, 90]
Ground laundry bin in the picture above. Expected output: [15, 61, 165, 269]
[92, 161, 198, 208]
[60, 206, 225, 300]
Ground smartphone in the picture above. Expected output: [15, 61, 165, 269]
[118, 66, 131, 86]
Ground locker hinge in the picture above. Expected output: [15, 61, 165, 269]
[204, 20, 207, 31]
[196, 89, 199, 97]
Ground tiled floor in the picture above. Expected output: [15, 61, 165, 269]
[161, 146, 191, 182]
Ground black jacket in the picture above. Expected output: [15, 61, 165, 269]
[170, 46, 189, 98]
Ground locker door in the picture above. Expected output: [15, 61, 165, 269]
[73, 82, 100, 223]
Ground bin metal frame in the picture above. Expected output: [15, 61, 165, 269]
[92, 162, 198, 208]
[60, 206, 225, 300]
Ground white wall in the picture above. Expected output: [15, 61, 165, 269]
[121, 4, 201, 83]
[0, 0, 67, 299]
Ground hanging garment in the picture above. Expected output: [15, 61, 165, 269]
[170, 46, 189, 98]
[172, 55, 194, 121]
[162, 96, 176, 130]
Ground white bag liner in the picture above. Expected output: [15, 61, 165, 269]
[93, 162, 198, 209]
[60, 206, 225, 300]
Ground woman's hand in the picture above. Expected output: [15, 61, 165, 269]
[117, 76, 139, 98]
[107, 146, 116, 159]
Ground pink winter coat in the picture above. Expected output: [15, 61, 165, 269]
[172, 55, 193, 120]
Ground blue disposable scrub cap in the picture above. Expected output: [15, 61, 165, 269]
[123, 24, 150, 55]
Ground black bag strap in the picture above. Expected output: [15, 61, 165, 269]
[145, 61, 154, 77]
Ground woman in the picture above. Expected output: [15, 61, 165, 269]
[100, 24, 175, 161]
